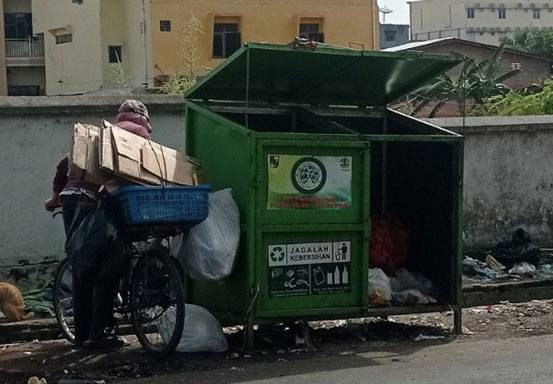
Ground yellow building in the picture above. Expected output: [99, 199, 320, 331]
[32, 0, 379, 96]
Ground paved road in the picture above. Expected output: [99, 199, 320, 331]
[120, 334, 553, 384]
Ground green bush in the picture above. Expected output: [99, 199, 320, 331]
[473, 80, 553, 116]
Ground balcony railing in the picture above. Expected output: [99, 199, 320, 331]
[5, 37, 44, 58]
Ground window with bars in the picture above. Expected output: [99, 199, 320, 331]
[533, 9, 541, 19]
[467, 8, 475, 18]
[160, 20, 171, 32]
[212, 22, 241, 58]
[299, 22, 325, 43]
[385, 30, 397, 42]
[498, 8, 507, 19]
[4, 13, 33, 39]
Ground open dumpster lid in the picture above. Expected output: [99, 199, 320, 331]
[185, 42, 460, 107]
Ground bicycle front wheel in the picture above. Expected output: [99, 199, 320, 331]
[130, 250, 185, 356]
[53, 257, 76, 344]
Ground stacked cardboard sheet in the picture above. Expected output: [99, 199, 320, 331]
[71, 122, 196, 188]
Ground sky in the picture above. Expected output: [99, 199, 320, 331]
[378, 0, 410, 25]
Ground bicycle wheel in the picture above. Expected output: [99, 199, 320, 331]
[130, 250, 185, 356]
[53, 257, 76, 344]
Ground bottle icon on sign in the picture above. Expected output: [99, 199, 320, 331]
[334, 266, 341, 285]
[342, 266, 349, 285]
[327, 271, 333, 285]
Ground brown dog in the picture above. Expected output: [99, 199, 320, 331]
[0, 282, 30, 322]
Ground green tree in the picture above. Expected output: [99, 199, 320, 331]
[159, 12, 207, 95]
[473, 80, 553, 116]
[407, 45, 519, 117]
[501, 28, 553, 59]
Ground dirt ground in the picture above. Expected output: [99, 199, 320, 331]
[2, 299, 553, 384]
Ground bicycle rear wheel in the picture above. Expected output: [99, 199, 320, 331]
[53, 257, 76, 344]
[130, 250, 185, 356]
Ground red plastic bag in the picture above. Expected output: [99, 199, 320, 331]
[369, 213, 410, 273]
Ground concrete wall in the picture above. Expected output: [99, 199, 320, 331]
[0, 95, 185, 285]
[428, 115, 553, 250]
[0, 1, 8, 96]
[6, 66, 46, 93]
[4, 0, 31, 13]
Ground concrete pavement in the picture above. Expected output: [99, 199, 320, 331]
[120, 334, 553, 384]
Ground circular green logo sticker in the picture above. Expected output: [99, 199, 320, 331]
[291, 157, 327, 194]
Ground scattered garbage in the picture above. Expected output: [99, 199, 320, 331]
[27, 377, 47, 384]
[368, 268, 437, 306]
[160, 304, 228, 353]
[492, 227, 540, 268]
[389, 269, 437, 305]
[392, 289, 437, 305]
[368, 268, 392, 305]
[23, 282, 55, 318]
[463, 256, 498, 280]
[173, 189, 240, 281]
[508, 262, 536, 276]
[369, 213, 410, 273]
[414, 334, 445, 341]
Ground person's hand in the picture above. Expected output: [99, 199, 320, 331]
[44, 195, 60, 212]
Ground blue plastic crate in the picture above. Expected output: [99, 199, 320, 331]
[112, 185, 211, 227]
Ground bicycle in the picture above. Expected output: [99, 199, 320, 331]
[53, 185, 209, 356]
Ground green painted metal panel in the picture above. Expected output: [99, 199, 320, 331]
[257, 230, 366, 318]
[185, 101, 256, 317]
[186, 42, 460, 107]
[257, 140, 369, 224]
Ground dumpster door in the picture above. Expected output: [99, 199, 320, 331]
[255, 139, 370, 319]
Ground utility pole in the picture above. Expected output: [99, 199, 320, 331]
[142, 0, 148, 89]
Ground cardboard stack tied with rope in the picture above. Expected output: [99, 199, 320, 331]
[71, 121, 199, 190]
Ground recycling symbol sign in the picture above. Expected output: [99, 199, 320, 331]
[268, 245, 286, 266]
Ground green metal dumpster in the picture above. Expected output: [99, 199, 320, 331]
[184, 42, 463, 329]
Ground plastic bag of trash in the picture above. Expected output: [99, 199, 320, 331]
[173, 189, 240, 281]
[368, 268, 392, 305]
[508, 261, 536, 276]
[369, 214, 410, 273]
[390, 268, 436, 296]
[392, 289, 437, 305]
[160, 304, 228, 353]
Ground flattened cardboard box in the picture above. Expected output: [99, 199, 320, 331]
[100, 122, 195, 186]
[71, 123, 112, 185]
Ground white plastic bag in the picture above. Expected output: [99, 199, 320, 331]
[160, 304, 228, 353]
[368, 268, 392, 305]
[509, 262, 536, 276]
[173, 189, 240, 281]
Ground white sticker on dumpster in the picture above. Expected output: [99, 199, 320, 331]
[268, 241, 350, 267]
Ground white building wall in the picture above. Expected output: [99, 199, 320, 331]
[31, 0, 103, 95]
[410, 0, 553, 45]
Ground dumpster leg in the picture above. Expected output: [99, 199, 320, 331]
[242, 285, 259, 354]
[294, 320, 317, 352]
[453, 307, 462, 335]
[243, 315, 255, 353]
